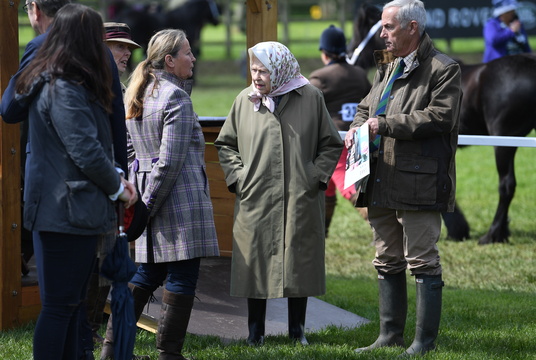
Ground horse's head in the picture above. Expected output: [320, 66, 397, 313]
[348, 3, 385, 70]
[355, 3, 382, 43]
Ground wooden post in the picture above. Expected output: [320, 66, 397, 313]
[245, 0, 278, 84]
[0, 0, 23, 331]
[203, 125, 234, 257]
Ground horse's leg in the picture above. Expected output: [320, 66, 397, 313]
[479, 146, 517, 244]
[441, 202, 470, 241]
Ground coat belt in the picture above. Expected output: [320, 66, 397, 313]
[131, 158, 159, 173]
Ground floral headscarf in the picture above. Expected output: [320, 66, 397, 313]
[247, 41, 309, 112]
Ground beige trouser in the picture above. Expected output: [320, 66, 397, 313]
[368, 207, 442, 276]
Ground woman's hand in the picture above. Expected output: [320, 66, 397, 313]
[118, 178, 138, 209]
[510, 19, 521, 33]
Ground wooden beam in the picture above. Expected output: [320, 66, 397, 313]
[248, 0, 262, 14]
[0, 0, 23, 331]
[245, 0, 278, 84]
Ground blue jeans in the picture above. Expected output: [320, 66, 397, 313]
[32, 231, 98, 360]
[130, 258, 201, 295]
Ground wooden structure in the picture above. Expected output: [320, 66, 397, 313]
[246, 0, 278, 83]
[0, 0, 41, 331]
[202, 120, 233, 257]
[0, 0, 277, 331]
[210, 0, 278, 256]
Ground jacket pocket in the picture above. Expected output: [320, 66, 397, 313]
[305, 161, 320, 191]
[65, 180, 108, 229]
[235, 165, 248, 197]
[393, 155, 437, 205]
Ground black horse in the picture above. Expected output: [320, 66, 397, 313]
[165, 0, 221, 59]
[347, 3, 383, 70]
[109, 1, 164, 52]
[109, 0, 221, 62]
[453, 54, 536, 244]
[348, 3, 536, 244]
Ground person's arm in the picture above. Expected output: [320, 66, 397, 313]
[119, 177, 137, 208]
[378, 62, 462, 141]
[214, 99, 243, 193]
[1, 38, 43, 123]
[346, 85, 374, 148]
[312, 90, 344, 189]
[141, 87, 194, 216]
[350, 67, 378, 130]
[50, 80, 122, 196]
[108, 49, 128, 173]
[484, 19, 516, 48]
[519, 25, 532, 53]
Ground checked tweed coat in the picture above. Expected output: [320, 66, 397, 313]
[127, 70, 219, 263]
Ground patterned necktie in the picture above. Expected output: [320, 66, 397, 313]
[370, 59, 405, 152]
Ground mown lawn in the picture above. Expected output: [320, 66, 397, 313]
[1, 130, 535, 360]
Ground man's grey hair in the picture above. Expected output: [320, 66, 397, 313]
[33, 0, 71, 18]
[384, 0, 426, 36]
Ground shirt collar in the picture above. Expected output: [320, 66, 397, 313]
[401, 50, 418, 73]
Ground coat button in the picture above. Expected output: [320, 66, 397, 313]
[415, 165, 420, 170]
[376, 178, 381, 182]
[389, 95, 394, 100]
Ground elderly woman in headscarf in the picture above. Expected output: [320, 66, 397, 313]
[215, 41, 343, 346]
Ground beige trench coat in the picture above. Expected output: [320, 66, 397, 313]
[215, 84, 343, 299]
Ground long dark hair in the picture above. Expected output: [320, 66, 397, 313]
[16, 3, 113, 112]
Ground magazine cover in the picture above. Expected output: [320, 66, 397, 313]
[344, 123, 370, 191]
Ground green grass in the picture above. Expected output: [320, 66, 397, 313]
[1, 138, 535, 359]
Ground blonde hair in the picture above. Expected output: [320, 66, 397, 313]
[124, 29, 187, 119]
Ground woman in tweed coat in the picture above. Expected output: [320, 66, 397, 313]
[100, 29, 219, 360]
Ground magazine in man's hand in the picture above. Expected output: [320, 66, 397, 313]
[344, 123, 370, 192]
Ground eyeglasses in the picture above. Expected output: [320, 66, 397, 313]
[23, 2, 31, 13]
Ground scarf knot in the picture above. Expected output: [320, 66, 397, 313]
[248, 91, 276, 112]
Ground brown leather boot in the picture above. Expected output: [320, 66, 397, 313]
[100, 283, 152, 360]
[156, 290, 195, 360]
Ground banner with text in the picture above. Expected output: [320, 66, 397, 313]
[354, 0, 536, 38]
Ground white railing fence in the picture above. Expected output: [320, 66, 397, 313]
[199, 117, 536, 148]
[338, 133, 536, 148]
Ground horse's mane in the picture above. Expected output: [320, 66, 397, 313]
[355, 3, 382, 44]
[347, 3, 384, 70]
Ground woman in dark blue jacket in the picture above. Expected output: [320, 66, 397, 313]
[14, 4, 136, 359]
